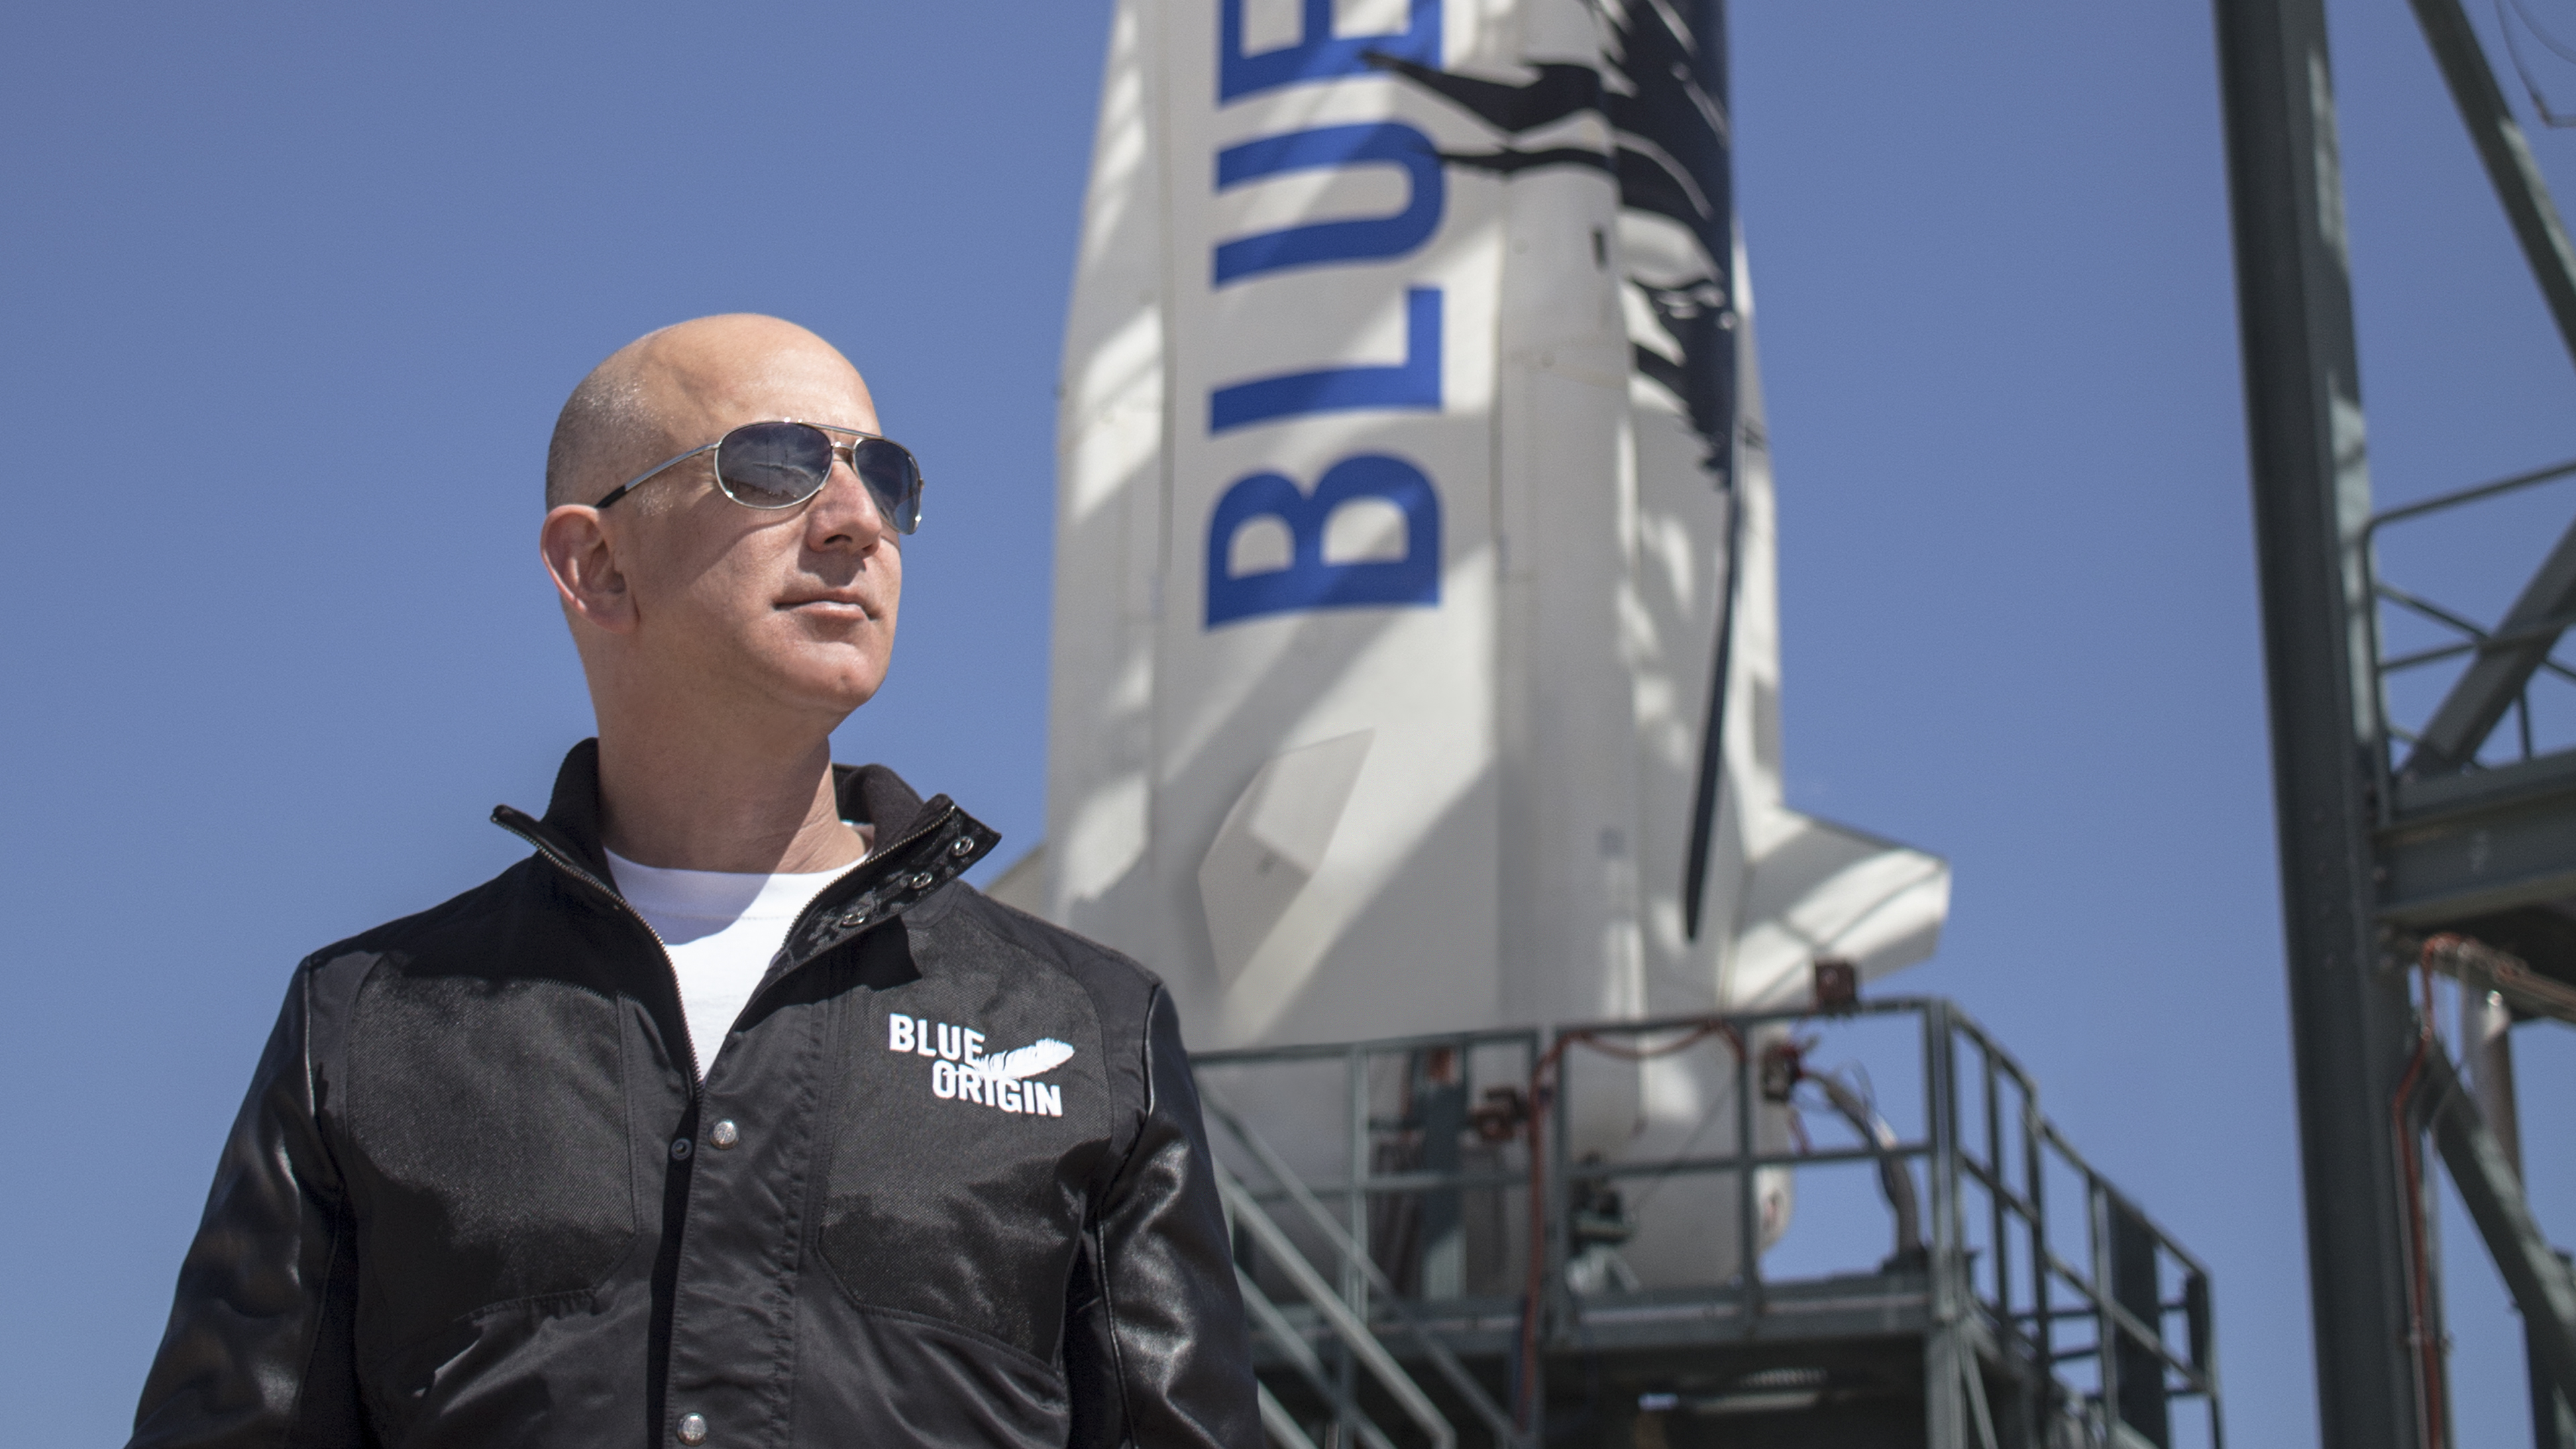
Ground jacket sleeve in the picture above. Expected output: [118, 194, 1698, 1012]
[1065, 987, 1261, 1449]
[129, 966, 370, 1449]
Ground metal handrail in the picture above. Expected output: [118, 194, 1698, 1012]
[2373, 589, 2576, 685]
[1200, 1025, 1543, 1065]
[1256, 1383, 1322, 1449]
[2359, 459, 2576, 798]
[1221, 1167, 1456, 1449]
[2361, 455, 2576, 537]
[1238, 1270, 1399, 1449]
[1205, 1099, 1527, 1449]
[2040, 1249, 2218, 1395]
[1563, 1142, 1930, 1179]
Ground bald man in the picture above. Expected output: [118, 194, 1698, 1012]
[129, 317, 1260, 1449]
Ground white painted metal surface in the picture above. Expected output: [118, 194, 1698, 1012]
[1029, 0, 1949, 1285]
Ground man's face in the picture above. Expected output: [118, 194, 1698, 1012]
[604, 341, 902, 727]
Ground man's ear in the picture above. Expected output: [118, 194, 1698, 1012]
[540, 505, 639, 635]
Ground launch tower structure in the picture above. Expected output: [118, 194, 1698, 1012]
[2217, 0, 2576, 1445]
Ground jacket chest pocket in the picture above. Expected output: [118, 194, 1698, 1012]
[818, 991, 1110, 1365]
[345, 972, 638, 1334]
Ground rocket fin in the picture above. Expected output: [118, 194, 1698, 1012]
[1729, 812, 1951, 1009]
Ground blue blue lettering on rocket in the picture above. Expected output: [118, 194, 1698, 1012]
[1214, 124, 1446, 286]
[1208, 287, 1440, 433]
[1206, 454, 1443, 627]
[1219, 0, 1442, 103]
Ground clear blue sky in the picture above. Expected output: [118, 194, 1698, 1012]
[5, 3, 2573, 1444]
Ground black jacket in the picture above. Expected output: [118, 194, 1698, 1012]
[130, 743, 1259, 1449]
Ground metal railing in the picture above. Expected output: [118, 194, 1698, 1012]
[2362, 456, 2576, 811]
[1195, 996, 2221, 1449]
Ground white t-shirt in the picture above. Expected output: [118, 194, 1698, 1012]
[606, 830, 871, 1077]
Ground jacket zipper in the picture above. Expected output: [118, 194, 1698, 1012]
[492, 815, 704, 1089]
[496, 799, 965, 1087]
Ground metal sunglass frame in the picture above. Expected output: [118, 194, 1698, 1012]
[590, 420, 924, 528]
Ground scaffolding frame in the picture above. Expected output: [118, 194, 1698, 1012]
[1197, 996, 2221, 1449]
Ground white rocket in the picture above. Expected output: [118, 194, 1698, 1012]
[1010, 0, 1949, 1284]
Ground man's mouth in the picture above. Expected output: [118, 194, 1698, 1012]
[778, 592, 871, 616]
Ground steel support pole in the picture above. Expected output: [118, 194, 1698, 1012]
[1923, 1004, 1966, 1449]
[2212, 1, 2431, 1445]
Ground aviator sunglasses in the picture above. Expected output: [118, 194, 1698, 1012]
[593, 420, 925, 533]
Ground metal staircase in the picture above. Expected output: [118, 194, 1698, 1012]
[1213, 1097, 1525, 1449]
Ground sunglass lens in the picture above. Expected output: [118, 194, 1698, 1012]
[851, 437, 923, 534]
[716, 422, 833, 508]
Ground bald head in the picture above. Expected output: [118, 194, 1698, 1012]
[545, 315, 877, 511]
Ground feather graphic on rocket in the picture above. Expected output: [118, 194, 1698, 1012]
[972, 1039, 1075, 1082]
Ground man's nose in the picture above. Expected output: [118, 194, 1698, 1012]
[805, 457, 886, 551]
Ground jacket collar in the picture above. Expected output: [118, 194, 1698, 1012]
[529, 739, 939, 875]
[835, 761, 932, 847]
[533, 738, 615, 880]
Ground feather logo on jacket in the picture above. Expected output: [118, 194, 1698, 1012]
[886, 1012, 1071, 1117]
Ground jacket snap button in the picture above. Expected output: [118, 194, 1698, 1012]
[709, 1120, 739, 1150]
[669, 1136, 692, 1161]
[840, 910, 867, 928]
[949, 837, 973, 857]
[910, 871, 935, 890]
[676, 1411, 708, 1445]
